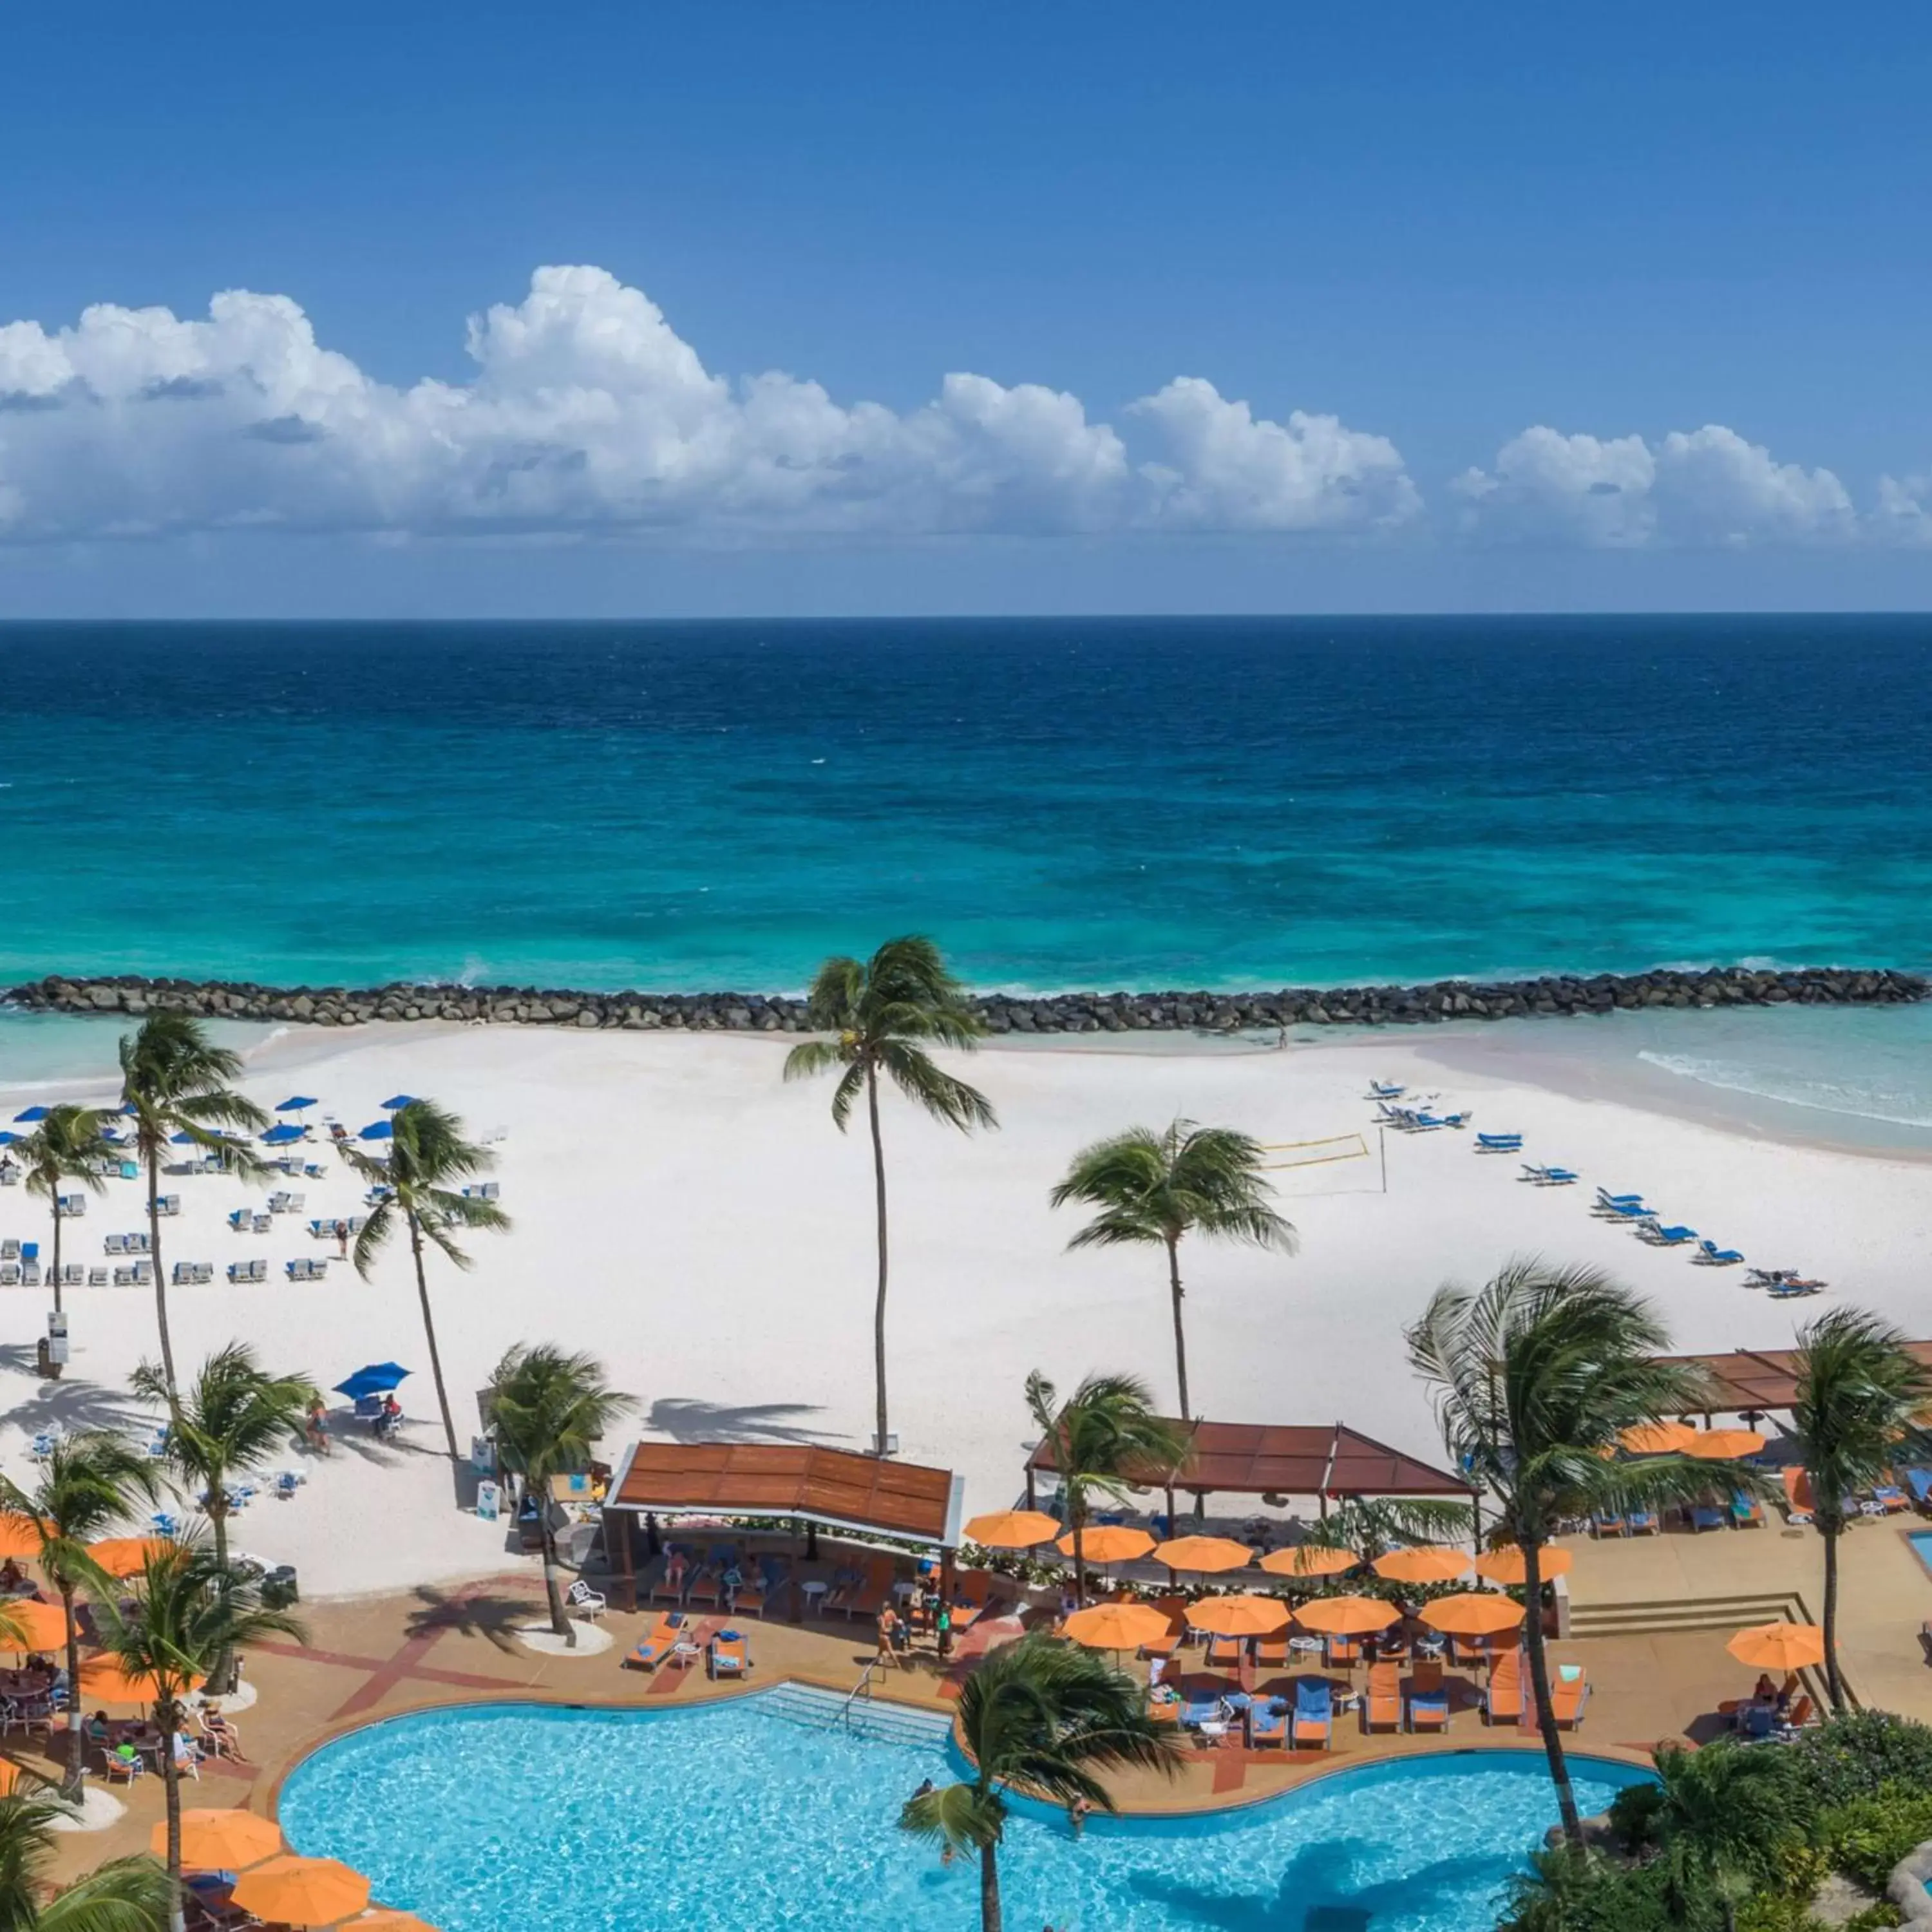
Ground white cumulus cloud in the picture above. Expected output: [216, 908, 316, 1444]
[1455, 422, 1857, 548]
[0, 265, 1416, 545]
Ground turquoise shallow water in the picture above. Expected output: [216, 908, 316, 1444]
[276, 1698, 1649, 1932]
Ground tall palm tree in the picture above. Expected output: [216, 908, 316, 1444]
[1643, 1739, 1810, 1932]
[1788, 1307, 1932, 1711]
[783, 936, 996, 1455]
[0, 1788, 172, 1932]
[1406, 1259, 1736, 1848]
[91, 1539, 305, 1927]
[15, 1106, 113, 1320]
[1049, 1120, 1296, 1419]
[898, 1633, 1181, 1932]
[1024, 1370, 1188, 1606]
[343, 1100, 509, 1463]
[0, 1436, 159, 1797]
[487, 1344, 634, 1643]
[119, 1014, 268, 1401]
[1298, 1494, 1475, 1564]
[131, 1344, 314, 1691]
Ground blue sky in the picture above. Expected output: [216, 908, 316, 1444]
[2, 1, 1929, 614]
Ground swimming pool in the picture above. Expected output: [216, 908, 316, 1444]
[1908, 1530, 1932, 1577]
[278, 1691, 1653, 1932]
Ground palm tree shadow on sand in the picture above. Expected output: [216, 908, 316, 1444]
[644, 1397, 845, 1446]
[1121, 1835, 1513, 1931]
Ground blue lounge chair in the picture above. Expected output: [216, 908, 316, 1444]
[1698, 1240, 1745, 1265]
[1903, 1468, 1932, 1510]
[1603, 1202, 1654, 1223]
[1768, 1280, 1824, 1300]
[1521, 1164, 1578, 1185]
[1627, 1506, 1659, 1535]
[1367, 1081, 1405, 1101]
[1730, 1492, 1763, 1528]
[1689, 1503, 1727, 1532]
[1247, 1698, 1288, 1747]
[1595, 1188, 1645, 1209]
[1643, 1224, 1697, 1245]
[1292, 1680, 1332, 1750]
[1475, 1133, 1523, 1153]
[1591, 1510, 1625, 1537]
[1416, 1112, 1471, 1130]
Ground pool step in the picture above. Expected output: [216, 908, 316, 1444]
[1570, 1589, 1810, 1638]
[759, 1680, 954, 1749]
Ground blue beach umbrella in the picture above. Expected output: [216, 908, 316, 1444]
[169, 1130, 198, 1145]
[0, 1132, 16, 1146]
[333, 1363, 410, 1401]
[358, 1120, 393, 1141]
[261, 1124, 306, 1146]
[276, 1095, 319, 1114]
[379, 1095, 415, 1112]
[12, 1106, 50, 1124]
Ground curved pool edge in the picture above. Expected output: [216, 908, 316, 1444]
[263, 1677, 1659, 1832]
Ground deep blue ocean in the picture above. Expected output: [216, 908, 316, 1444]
[1, 614, 1926, 994]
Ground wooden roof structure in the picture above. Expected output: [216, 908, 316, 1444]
[1659, 1340, 1932, 1415]
[604, 1441, 966, 1547]
[1025, 1417, 1474, 1499]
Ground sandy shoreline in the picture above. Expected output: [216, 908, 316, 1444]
[1, 1019, 1926, 1603]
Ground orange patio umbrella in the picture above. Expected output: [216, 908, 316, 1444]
[1184, 1593, 1290, 1637]
[1055, 1526, 1155, 1564]
[86, 1537, 174, 1578]
[964, 1511, 1061, 1550]
[72, 1657, 170, 1707]
[1684, 1430, 1768, 1461]
[352, 1914, 441, 1932]
[231, 1856, 372, 1928]
[0, 1760, 22, 1797]
[0, 1600, 70, 1653]
[1291, 1595, 1398, 1636]
[1421, 1594, 1526, 1637]
[0, 1517, 51, 1561]
[1063, 1602, 1173, 1653]
[1473, 1545, 1573, 1587]
[1260, 1545, 1360, 1579]
[150, 1808, 283, 1868]
[1618, 1421, 1698, 1455]
[1371, 1547, 1470, 1586]
[1151, 1535, 1253, 1575]
[1727, 1622, 1824, 1671]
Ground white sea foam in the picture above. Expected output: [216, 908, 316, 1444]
[1637, 1049, 1932, 1130]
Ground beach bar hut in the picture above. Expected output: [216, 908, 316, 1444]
[599, 1442, 965, 1612]
[1654, 1342, 1932, 1423]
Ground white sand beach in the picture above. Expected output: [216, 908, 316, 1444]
[1, 1020, 1927, 1601]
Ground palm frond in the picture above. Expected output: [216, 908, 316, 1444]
[37, 1849, 174, 1932]
[875, 1040, 996, 1132]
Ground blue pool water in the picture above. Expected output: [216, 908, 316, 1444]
[1908, 1530, 1932, 1577]
[277, 1697, 1652, 1932]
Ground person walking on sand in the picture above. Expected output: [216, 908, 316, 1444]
[335, 1219, 349, 1258]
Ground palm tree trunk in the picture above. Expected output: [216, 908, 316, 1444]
[408, 1213, 460, 1462]
[1822, 1520, 1845, 1712]
[148, 1148, 177, 1403]
[541, 1515, 574, 1643]
[50, 1197, 62, 1318]
[980, 1833, 1002, 1932]
[162, 1694, 185, 1932]
[867, 1063, 891, 1457]
[1164, 1233, 1190, 1419]
[1520, 1539, 1582, 1848]
[207, 1493, 236, 1693]
[60, 1582, 83, 1796]
[1070, 1491, 1089, 1609]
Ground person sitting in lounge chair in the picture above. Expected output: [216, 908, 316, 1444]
[1247, 1698, 1288, 1748]
[707, 1629, 750, 1679]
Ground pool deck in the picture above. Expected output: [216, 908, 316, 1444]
[38, 1505, 1932, 1888]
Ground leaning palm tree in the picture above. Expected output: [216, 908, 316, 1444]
[899, 1633, 1181, 1932]
[0, 1788, 173, 1931]
[131, 1344, 314, 1692]
[1788, 1307, 1932, 1711]
[1049, 1120, 1296, 1419]
[1406, 1259, 1739, 1848]
[343, 1100, 510, 1463]
[1024, 1370, 1188, 1606]
[120, 1013, 269, 1400]
[783, 936, 996, 1455]
[15, 1106, 113, 1320]
[487, 1344, 634, 1643]
[0, 1435, 159, 1797]
[91, 1538, 305, 1922]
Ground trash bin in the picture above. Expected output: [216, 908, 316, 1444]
[261, 1564, 299, 1608]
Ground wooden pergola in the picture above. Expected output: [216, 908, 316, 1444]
[599, 1441, 966, 1611]
[1658, 1340, 1932, 1419]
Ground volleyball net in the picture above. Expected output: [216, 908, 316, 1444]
[1258, 1132, 1370, 1171]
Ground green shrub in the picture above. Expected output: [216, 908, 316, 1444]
[1608, 1779, 1666, 1855]
[1735, 1894, 1825, 1932]
[1837, 1906, 1904, 1932]
[1818, 1781, 1932, 1892]
[1791, 1711, 1932, 1806]
[1497, 1851, 1715, 1932]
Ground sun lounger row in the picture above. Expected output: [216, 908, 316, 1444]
[620, 1611, 751, 1679]
[286, 1258, 329, 1281]
[149, 1195, 181, 1217]
[1378, 1103, 1472, 1131]
[307, 1215, 368, 1240]
[1519, 1163, 1578, 1186]
[227, 1260, 270, 1283]
[0, 1240, 33, 1262]
[267, 1191, 307, 1214]
[53, 1193, 86, 1216]
[104, 1232, 152, 1255]
[169, 1262, 215, 1285]
[461, 1181, 502, 1201]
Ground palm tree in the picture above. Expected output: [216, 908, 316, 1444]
[1049, 1120, 1296, 1419]
[783, 936, 996, 1455]
[0, 1436, 159, 1797]
[1406, 1259, 1740, 1849]
[343, 1100, 510, 1463]
[91, 1539, 304, 1926]
[487, 1345, 634, 1643]
[1023, 1370, 1188, 1607]
[1299, 1494, 1475, 1564]
[1643, 1739, 1810, 1932]
[0, 1788, 172, 1931]
[1788, 1307, 1932, 1711]
[898, 1633, 1181, 1932]
[131, 1344, 314, 1692]
[119, 1014, 268, 1401]
[15, 1106, 113, 1320]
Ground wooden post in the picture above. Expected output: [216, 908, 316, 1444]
[608, 1508, 636, 1612]
[1025, 1464, 1037, 1510]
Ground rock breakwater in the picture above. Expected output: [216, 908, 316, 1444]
[5, 967, 1924, 1036]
